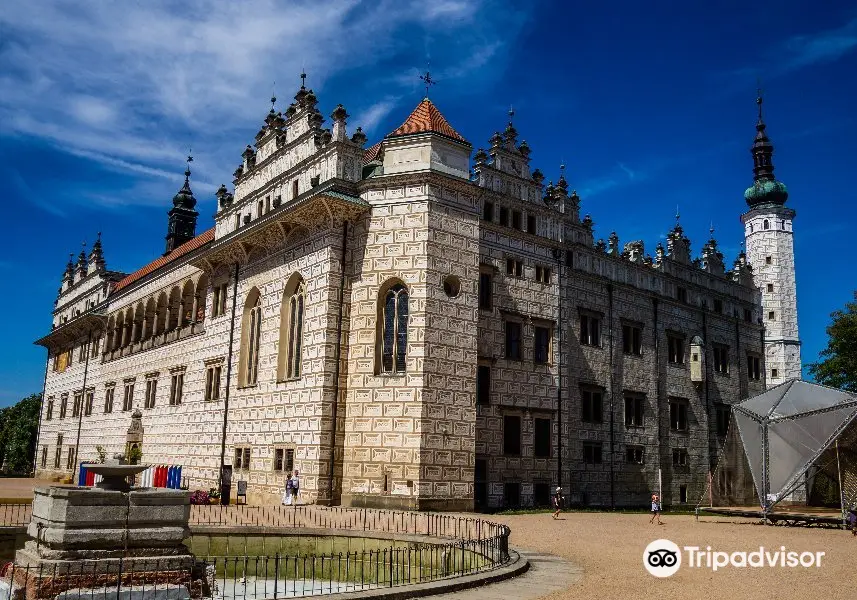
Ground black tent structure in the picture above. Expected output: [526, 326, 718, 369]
[699, 380, 857, 526]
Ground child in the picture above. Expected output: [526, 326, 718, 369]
[650, 493, 663, 525]
[552, 487, 564, 519]
[282, 472, 293, 506]
[847, 506, 857, 536]
[291, 470, 300, 505]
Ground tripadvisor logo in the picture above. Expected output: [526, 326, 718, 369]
[643, 539, 825, 577]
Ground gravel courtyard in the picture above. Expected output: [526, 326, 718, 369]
[488, 511, 855, 600]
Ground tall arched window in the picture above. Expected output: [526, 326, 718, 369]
[278, 274, 306, 380]
[239, 289, 262, 386]
[380, 282, 409, 373]
[763, 219, 769, 230]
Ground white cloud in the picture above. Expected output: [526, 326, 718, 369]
[0, 0, 530, 207]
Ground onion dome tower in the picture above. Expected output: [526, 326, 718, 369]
[740, 93, 801, 386]
[165, 153, 199, 255]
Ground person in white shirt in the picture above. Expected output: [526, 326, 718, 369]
[291, 470, 300, 505]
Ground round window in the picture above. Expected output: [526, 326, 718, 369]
[443, 275, 461, 298]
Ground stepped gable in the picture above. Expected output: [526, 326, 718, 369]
[386, 98, 469, 145]
[114, 228, 214, 292]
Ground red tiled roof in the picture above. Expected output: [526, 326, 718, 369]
[363, 141, 383, 163]
[114, 228, 215, 292]
[386, 98, 469, 145]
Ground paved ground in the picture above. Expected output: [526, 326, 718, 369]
[430, 551, 582, 600]
[478, 511, 856, 600]
[0, 478, 54, 501]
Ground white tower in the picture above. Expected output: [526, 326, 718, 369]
[741, 95, 801, 386]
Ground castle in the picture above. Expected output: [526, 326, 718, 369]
[32, 77, 800, 509]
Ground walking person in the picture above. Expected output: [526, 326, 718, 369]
[291, 470, 300, 505]
[552, 487, 564, 520]
[650, 493, 664, 525]
[847, 505, 857, 536]
[281, 472, 293, 506]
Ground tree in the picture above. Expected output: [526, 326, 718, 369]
[0, 393, 42, 474]
[809, 291, 857, 392]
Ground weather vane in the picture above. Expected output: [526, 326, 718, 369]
[420, 70, 436, 98]
[185, 148, 193, 179]
[508, 105, 515, 123]
[300, 68, 307, 89]
[271, 81, 277, 110]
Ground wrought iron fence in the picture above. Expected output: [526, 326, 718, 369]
[0, 505, 30, 529]
[0, 504, 512, 598]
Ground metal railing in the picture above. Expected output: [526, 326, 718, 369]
[0, 504, 512, 598]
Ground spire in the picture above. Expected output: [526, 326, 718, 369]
[88, 231, 105, 271]
[165, 152, 199, 255]
[64, 252, 75, 280]
[76, 241, 88, 275]
[557, 162, 568, 194]
[503, 105, 518, 147]
[744, 90, 788, 207]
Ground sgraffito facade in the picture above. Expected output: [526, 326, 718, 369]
[34, 83, 796, 509]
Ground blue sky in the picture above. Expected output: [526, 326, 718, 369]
[1, 1, 855, 406]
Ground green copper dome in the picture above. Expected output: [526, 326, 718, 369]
[744, 179, 788, 207]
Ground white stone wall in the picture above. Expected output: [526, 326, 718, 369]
[743, 208, 801, 384]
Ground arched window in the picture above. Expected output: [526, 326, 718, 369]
[278, 274, 306, 380]
[379, 282, 409, 374]
[239, 289, 263, 386]
[763, 219, 769, 230]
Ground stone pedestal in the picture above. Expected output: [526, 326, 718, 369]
[9, 486, 197, 600]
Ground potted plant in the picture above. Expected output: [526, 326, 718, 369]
[189, 490, 210, 505]
[208, 487, 221, 504]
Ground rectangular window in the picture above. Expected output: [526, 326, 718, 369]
[768, 311, 775, 321]
[505, 321, 522, 360]
[46, 397, 54, 421]
[622, 324, 642, 355]
[66, 446, 76, 470]
[626, 446, 645, 465]
[511, 210, 522, 230]
[54, 435, 63, 468]
[713, 298, 723, 314]
[676, 286, 688, 304]
[504, 482, 520, 507]
[274, 447, 295, 472]
[672, 448, 689, 468]
[667, 334, 685, 364]
[144, 379, 157, 409]
[624, 394, 645, 428]
[526, 214, 536, 234]
[765, 256, 772, 264]
[72, 392, 82, 418]
[482, 201, 494, 222]
[476, 365, 491, 406]
[670, 398, 689, 431]
[713, 344, 730, 375]
[715, 404, 730, 437]
[744, 308, 752, 323]
[170, 372, 184, 406]
[503, 415, 521, 455]
[40, 446, 47, 468]
[583, 441, 603, 465]
[771, 368, 779, 379]
[534, 326, 551, 365]
[212, 283, 228, 317]
[234, 447, 252, 470]
[478, 272, 492, 310]
[581, 387, 603, 424]
[205, 365, 222, 401]
[104, 387, 115, 413]
[766, 283, 774, 293]
[533, 482, 550, 506]
[84, 390, 94, 416]
[59, 395, 68, 419]
[747, 353, 761, 381]
[534, 417, 551, 458]
[580, 313, 601, 346]
[535, 265, 551, 284]
[505, 258, 523, 277]
[499, 206, 509, 227]
[123, 382, 134, 411]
